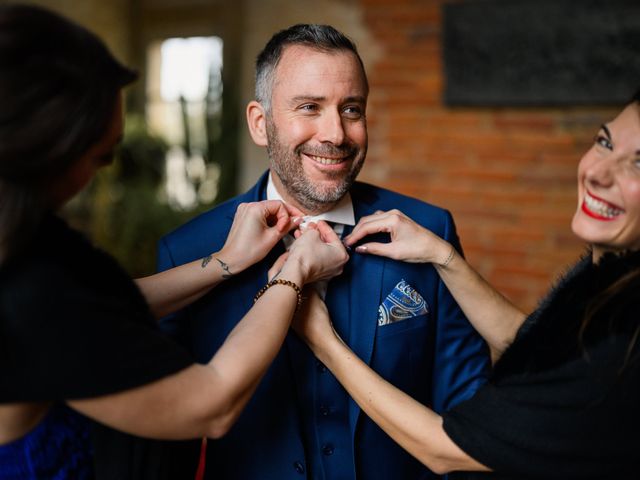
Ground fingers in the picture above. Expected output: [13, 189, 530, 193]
[258, 200, 301, 233]
[344, 209, 409, 246]
[353, 242, 397, 259]
[344, 217, 390, 246]
[282, 202, 305, 219]
[271, 202, 292, 233]
[315, 220, 341, 245]
[290, 226, 348, 283]
[259, 199, 288, 216]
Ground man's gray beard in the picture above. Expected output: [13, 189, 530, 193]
[266, 118, 365, 213]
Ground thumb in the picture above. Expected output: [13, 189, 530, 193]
[315, 220, 340, 244]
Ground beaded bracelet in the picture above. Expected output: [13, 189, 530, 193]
[254, 278, 303, 310]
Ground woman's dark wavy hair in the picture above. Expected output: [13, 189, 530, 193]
[0, 4, 137, 262]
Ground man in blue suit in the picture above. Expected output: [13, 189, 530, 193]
[158, 24, 490, 479]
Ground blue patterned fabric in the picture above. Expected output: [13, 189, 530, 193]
[377, 279, 429, 326]
[0, 405, 93, 479]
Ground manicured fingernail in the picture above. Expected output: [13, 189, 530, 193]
[292, 217, 302, 224]
[355, 245, 367, 253]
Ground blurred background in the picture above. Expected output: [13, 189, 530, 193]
[11, 0, 639, 312]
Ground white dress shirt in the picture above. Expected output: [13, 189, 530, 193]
[266, 172, 355, 297]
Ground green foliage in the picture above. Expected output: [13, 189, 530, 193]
[63, 115, 213, 277]
[62, 52, 240, 277]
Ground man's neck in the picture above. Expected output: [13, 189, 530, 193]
[266, 172, 356, 228]
[268, 171, 336, 216]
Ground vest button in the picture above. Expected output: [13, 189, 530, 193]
[322, 444, 334, 456]
[319, 405, 330, 416]
[293, 461, 305, 474]
[316, 361, 327, 373]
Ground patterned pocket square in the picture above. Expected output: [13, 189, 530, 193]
[378, 279, 429, 326]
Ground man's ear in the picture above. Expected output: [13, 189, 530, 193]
[247, 100, 268, 147]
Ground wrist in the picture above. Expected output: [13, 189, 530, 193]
[202, 251, 240, 279]
[434, 242, 456, 268]
[254, 278, 302, 310]
[278, 253, 308, 285]
[313, 328, 346, 368]
[214, 248, 248, 275]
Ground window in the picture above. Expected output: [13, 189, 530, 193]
[146, 36, 223, 208]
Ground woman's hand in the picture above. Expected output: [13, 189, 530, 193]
[344, 209, 452, 265]
[292, 288, 341, 355]
[287, 220, 349, 284]
[218, 200, 303, 274]
[270, 221, 349, 286]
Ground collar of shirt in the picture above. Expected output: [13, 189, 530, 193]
[266, 172, 355, 236]
[266, 173, 354, 299]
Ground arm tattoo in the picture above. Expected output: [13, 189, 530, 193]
[215, 257, 233, 279]
[202, 254, 233, 278]
[201, 254, 213, 268]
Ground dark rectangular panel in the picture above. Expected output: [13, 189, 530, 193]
[443, 0, 640, 106]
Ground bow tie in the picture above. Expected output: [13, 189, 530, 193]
[299, 217, 345, 239]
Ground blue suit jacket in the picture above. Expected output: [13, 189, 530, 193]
[157, 172, 490, 479]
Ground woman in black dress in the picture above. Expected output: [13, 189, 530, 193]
[0, 4, 348, 478]
[294, 91, 640, 478]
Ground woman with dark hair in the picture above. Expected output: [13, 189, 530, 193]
[294, 91, 640, 478]
[0, 4, 348, 478]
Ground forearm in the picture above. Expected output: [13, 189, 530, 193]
[135, 253, 234, 319]
[201, 265, 304, 433]
[435, 248, 526, 362]
[69, 223, 347, 440]
[69, 266, 302, 440]
[347, 211, 527, 362]
[314, 335, 488, 474]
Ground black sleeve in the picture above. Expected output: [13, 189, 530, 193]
[0, 255, 194, 402]
[441, 335, 640, 479]
[91, 425, 201, 480]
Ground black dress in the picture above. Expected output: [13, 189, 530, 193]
[442, 251, 640, 479]
[0, 214, 193, 478]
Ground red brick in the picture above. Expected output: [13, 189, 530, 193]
[357, 0, 619, 309]
[493, 113, 556, 132]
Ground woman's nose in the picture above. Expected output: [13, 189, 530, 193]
[583, 153, 615, 188]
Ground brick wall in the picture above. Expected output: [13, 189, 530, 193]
[30, 0, 625, 310]
[357, 0, 621, 311]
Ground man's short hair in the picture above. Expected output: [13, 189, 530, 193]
[255, 24, 368, 112]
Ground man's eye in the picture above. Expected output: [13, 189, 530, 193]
[342, 106, 363, 119]
[594, 135, 612, 150]
[300, 104, 318, 112]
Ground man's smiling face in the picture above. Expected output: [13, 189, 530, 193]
[266, 44, 368, 215]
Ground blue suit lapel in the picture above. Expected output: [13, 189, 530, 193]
[222, 171, 269, 222]
[221, 171, 273, 283]
[247, 172, 310, 442]
[245, 177, 387, 441]
[220, 171, 271, 284]
[345, 189, 386, 437]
